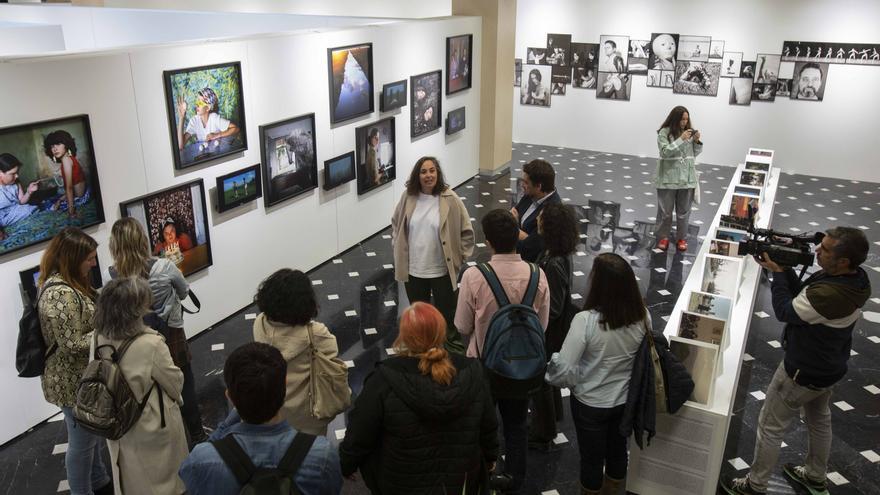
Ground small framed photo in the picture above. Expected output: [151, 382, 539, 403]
[356, 116, 396, 195]
[446, 34, 473, 95]
[323, 151, 356, 191]
[678, 35, 711, 62]
[721, 52, 743, 77]
[446, 107, 466, 135]
[215, 164, 261, 213]
[19, 261, 102, 305]
[259, 113, 318, 207]
[411, 70, 443, 137]
[327, 43, 374, 124]
[729, 78, 754, 105]
[380, 79, 407, 112]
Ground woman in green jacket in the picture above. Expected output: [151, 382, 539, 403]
[654, 106, 702, 252]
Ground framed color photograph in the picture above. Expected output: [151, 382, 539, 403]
[446, 107, 466, 135]
[216, 164, 261, 213]
[678, 311, 726, 345]
[791, 61, 828, 101]
[729, 193, 760, 219]
[380, 79, 407, 112]
[323, 151, 356, 191]
[120, 179, 212, 277]
[673, 61, 721, 96]
[729, 78, 754, 105]
[649, 33, 679, 70]
[678, 35, 711, 62]
[734, 184, 763, 198]
[19, 260, 102, 305]
[411, 70, 443, 137]
[701, 253, 743, 300]
[327, 43, 374, 124]
[446, 34, 473, 95]
[721, 52, 743, 77]
[715, 227, 748, 243]
[164, 62, 247, 170]
[596, 73, 632, 100]
[521, 64, 552, 106]
[709, 238, 741, 257]
[0, 114, 105, 258]
[669, 337, 719, 406]
[598, 35, 630, 73]
[687, 291, 733, 321]
[259, 113, 318, 207]
[356, 117, 396, 195]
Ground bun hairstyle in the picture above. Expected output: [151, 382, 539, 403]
[394, 302, 457, 386]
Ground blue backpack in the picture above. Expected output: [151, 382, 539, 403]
[475, 262, 546, 399]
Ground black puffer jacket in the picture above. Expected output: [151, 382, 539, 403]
[340, 354, 499, 494]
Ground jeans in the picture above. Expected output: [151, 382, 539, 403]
[570, 399, 628, 490]
[654, 188, 694, 241]
[747, 361, 833, 492]
[61, 407, 111, 495]
[497, 398, 529, 489]
[404, 274, 465, 354]
[179, 363, 205, 442]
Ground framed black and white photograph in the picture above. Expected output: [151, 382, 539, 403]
[673, 61, 721, 96]
[570, 42, 595, 69]
[520, 64, 552, 106]
[380, 79, 407, 112]
[647, 69, 674, 88]
[751, 82, 777, 102]
[775, 79, 792, 98]
[754, 54, 782, 84]
[782, 41, 879, 66]
[791, 61, 829, 101]
[411, 70, 443, 137]
[730, 78, 753, 105]
[259, 113, 318, 207]
[215, 164, 261, 213]
[120, 179, 212, 277]
[327, 43, 374, 124]
[356, 116, 396, 195]
[596, 73, 631, 100]
[740, 61, 756, 79]
[598, 35, 630, 73]
[526, 47, 549, 65]
[628, 40, 650, 75]
[322, 151, 356, 191]
[649, 33, 679, 70]
[572, 67, 597, 89]
[446, 107, 466, 135]
[678, 35, 711, 62]
[546, 33, 572, 67]
[164, 62, 247, 170]
[551, 64, 571, 85]
[446, 34, 473, 95]
[551, 82, 566, 95]
[514, 58, 522, 87]
[709, 40, 725, 60]
[721, 52, 742, 77]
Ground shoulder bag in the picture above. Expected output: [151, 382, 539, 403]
[305, 323, 352, 420]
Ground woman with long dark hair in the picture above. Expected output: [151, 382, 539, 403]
[654, 105, 702, 252]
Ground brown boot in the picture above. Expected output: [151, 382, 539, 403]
[599, 474, 625, 495]
[580, 484, 600, 495]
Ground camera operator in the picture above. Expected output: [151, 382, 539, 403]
[722, 227, 871, 495]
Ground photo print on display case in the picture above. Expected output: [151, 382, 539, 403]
[715, 227, 748, 243]
[380, 80, 407, 112]
[678, 35, 711, 62]
[669, 337, 719, 406]
[729, 193, 760, 219]
[596, 73, 631, 100]
[687, 291, 733, 321]
[709, 40, 725, 60]
[327, 43, 374, 124]
[572, 67, 598, 89]
[356, 117, 396, 195]
[791, 61, 829, 101]
[733, 184, 762, 198]
[678, 311, 726, 345]
[0, 114, 105, 257]
[521, 64, 552, 106]
[628, 40, 651, 75]
[19, 261, 103, 305]
[782, 41, 880, 66]
[740, 170, 767, 187]
[649, 33, 679, 70]
[164, 62, 247, 170]
[259, 113, 318, 207]
[748, 148, 774, 159]
[570, 42, 598, 69]
[411, 70, 443, 137]
[647, 69, 674, 88]
[215, 164, 261, 213]
[446, 107, 466, 135]
[673, 61, 721, 96]
[546, 33, 572, 66]
[598, 35, 630, 73]
[709, 238, 740, 257]
[446, 34, 473, 95]
[120, 179, 212, 277]
[526, 47, 549, 65]
[700, 253, 743, 300]
[744, 161, 770, 172]
[322, 151, 356, 191]
[721, 52, 743, 77]
[729, 78, 754, 105]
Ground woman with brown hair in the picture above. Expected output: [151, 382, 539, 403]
[340, 302, 498, 494]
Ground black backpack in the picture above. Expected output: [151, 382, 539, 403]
[211, 432, 316, 495]
[475, 262, 547, 399]
[16, 281, 81, 378]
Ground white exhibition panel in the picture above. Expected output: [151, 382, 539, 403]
[513, 0, 880, 183]
[0, 15, 481, 446]
[0, 20, 64, 56]
[102, 0, 453, 20]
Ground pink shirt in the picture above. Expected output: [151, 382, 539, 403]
[455, 253, 550, 358]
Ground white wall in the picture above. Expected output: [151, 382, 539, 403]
[513, 0, 880, 183]
[0, 15, 481, 445]
[0, 20, 65, 55]
[102, 0, 452, 20]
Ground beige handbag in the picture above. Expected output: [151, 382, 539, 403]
[305, 323, 352, 419]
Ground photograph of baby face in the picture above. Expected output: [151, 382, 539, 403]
[649, 33, 679, 71]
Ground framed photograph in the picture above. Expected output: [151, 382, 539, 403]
[715, 227, 748, 243]
[216, 164, 261, 213]
[729, 193, 760, 219]
[740, 61, 756, 79]
[596, 73, 632, 100]
[721, 52, 743, 77]
[0, 114, 106, 258]
[20, 260, 102, 305]
[446, 107, 466, 135]
[380, 79, 407, 112]
[709, 40, 725, 59]
[709, 238, 741, 257]
[164, 62, 247, 170]
[669, 337, 719, 406]
[322, 151, 356, 191]
[678, 311, 726, 345]
[647, 69, 675, 88]
[259, 113, 318, 207]
[514, 58, 522, 87]
[740, 170, 767, 188]
[598, 35, 630, 73]
[687, 290, 733, 321]
[729, 78, 754, 105]
[628, 40, 651, 75]
[754, 54, 782, 84]
[791, 61, 828, 101]
[775, 79, 792, 98]
[571, 42, 598, 69]
[673, 61, 721, 96]
[446, 34, 473, 95]
[551, 82, 567, 95]
[572, 67, 598, 89]
[649, 33, 679, 70]
[745, 160, 771, 172]
[327, 43, 374, 124]
[678, 35, 711, 62]
[526, 47, 549, 65]
[356, 116, 396, 195]
[547, 33, 572, 66]
[119, 179, 212, 277]
[411, 70, 443, 137]
[521, 65, 552, 106]
[701, 253, 743, 300]
[551, 64, 571, 85]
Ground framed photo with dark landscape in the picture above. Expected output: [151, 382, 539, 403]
[20, 260, 102, 305]
[0, 114, 105, 258]
[380, 79, 407, 112]
[327, 43, 374, 124]
[356, 117, 396, 195]
[259, 113, 318, 207]
[446, 107, 466, 135]
[323, 151, 356, 191]
[120, 179, 212, 277]
[215, 164, 261, 213]
[411, 70, 442, 138]
[446, 34, 473, 95]
[164, 62, 247, 170]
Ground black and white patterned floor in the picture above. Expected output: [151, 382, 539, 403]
[0, 142, 877, 494]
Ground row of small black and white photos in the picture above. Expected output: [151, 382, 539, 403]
[782, 41, 880, 65]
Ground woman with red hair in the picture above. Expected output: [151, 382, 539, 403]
[340, 302, 499, 494]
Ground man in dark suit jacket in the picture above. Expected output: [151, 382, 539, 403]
[511, 159, 561, 262]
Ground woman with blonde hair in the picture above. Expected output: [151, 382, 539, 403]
[108, 217, 206, 444]
[340, 302, 499, 494]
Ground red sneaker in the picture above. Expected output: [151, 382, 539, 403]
[677, 239, 688, 252]
[657, 238, 669, 251]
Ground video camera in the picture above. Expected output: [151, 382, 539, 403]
[736, 205, 824, 269]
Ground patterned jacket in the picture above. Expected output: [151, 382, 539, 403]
[654, 128, 703, 189]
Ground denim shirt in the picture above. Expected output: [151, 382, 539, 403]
[179, 409, 342, 495]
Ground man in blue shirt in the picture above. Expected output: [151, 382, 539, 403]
[179, 342, 342, 495]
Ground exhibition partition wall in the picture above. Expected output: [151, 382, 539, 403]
[512, 0, 880, 183]
[0, 15, 481, 445]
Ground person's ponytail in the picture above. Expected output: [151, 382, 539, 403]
[418, 346, 456, 386]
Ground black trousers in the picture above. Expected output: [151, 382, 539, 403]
[404, 274, 465, 354]
[570, 399, 628, 490]
[529, 381, 563, 442]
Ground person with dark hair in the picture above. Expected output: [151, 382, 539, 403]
[600, 40, 625, 73]
[455, 208, 550, 492]
[512, 159, 561, 262]
[521, 68, 548, 106]
[180, 342, 342, 495]
[0, 152, 39, 240]
[654, 105, 702, 252]
[721, 227, 871, 495]
[340, 302, 499, 493]
[364, 128, 382, 187]
[253, 269, 349, 436]
[793, 62, 824, 100]
[391, 157, 474, 353]
[152, 219, 194, 265]
[43, 130, 88, 218]
[546, 253, 650, 495]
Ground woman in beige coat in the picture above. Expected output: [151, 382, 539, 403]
[391, 156, 474, 353]
[94, 277, 188, 495]
[253, 268, 349, 436]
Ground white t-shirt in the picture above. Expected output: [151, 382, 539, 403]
[185, 113, 231, 142]
[408, 193, 447, 278]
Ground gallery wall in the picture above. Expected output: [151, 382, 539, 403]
[0, 15, 481, 445]
[513, 0, 880, 183]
